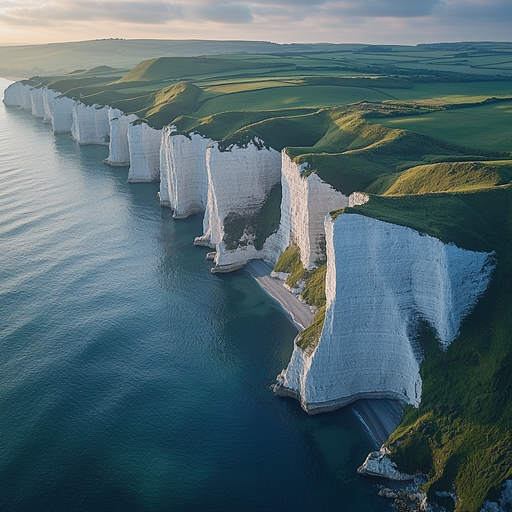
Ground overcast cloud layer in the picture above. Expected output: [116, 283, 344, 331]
[0, 0, 511, 44]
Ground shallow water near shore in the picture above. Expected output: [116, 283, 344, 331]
[0, 78, 390, 512]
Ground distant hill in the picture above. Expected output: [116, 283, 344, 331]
[0, 39, 363, 78]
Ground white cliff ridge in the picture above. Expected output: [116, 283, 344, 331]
[30, 87, 46, 119]
[42, 88, 60, 124]
[159, 129, 212, 217]
[105, 107, 139, 166]
[195, 140, 282, 271]
[279, 152, 349, 269]
[275, 213, 496, 413]
[50, 94, 75, 134]
[127, 122, 161, 182]
[71, 102, 110, 145]
[3, 82, 32, 109]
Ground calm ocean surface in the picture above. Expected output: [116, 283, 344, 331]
[0, 78, 389, 512]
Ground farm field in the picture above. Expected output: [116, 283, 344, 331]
[376, 100, 512, 153]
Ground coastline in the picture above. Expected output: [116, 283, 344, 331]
[245, 259, 403, 448]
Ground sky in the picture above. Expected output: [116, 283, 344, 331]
[0, 0, 511, 46]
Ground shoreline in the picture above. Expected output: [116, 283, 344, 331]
[245, 259, 315, 330]
[245, 259, 404, 447]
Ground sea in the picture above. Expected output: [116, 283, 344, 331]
[0, 78, 389, 512]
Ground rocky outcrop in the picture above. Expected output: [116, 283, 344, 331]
[105, 107, 138, 166]
[159, 129, 212, 217]
[71, 102, 110, 145]
[274, 213, 496, 413]
[357, 448, 414, 481]
[127, 122, 162, 182]
[29, 87, 46, 118]
[194, 140, 282, 271]
[3, 81, 32, 109]
[279, 152, 349, 269]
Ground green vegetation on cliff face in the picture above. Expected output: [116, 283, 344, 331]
[273, 245, 306, 288]
[297, 265, 327, 354]
[222, 184, 281, 251]
[273, 247, 327, 353]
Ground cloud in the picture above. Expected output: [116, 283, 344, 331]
[439, 0, 512, 21]
[0, 0, 511, 43]
[0, 0, 184, 25]
[195, 3, 253, 23]
[0, 0, 448, 26]
[327, 0, 444, 18]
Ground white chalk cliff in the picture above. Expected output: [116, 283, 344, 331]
[3, 82, 32, 109]
[279, 152, 350, 269]
[42, 88, 59, 125]
[127, 122, 162, 182]
[71, 102, 110, 145]
[30, 87, 46, 119]
[3, 80, 498, 422]
[50, 94, 75, 134]
[105, 107, 139, 166]
[159, 129, 212, 217]
[275, 213, 496, 413]
[195, 140, 282, 271]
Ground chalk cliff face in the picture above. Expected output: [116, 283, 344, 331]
[3, 82, 32, 109]
[42, 88, 59, 124]
[279, 152, 349, 269]
[127, 122, 161, 182]
[105, 108, 139, 166]
[195, 141, 282, 271]
[159, 129, 212, 217]
[50, 95, 75, 134]
[30, 87, 46, 119]
[275, 213, 496, 413]
[71, 102, 110, 145]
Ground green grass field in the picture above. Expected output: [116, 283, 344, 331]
[192, 85, 392, 116]
[377, 101, 512, 153]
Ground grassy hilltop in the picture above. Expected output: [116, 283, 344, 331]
[19, 41, 512, 511]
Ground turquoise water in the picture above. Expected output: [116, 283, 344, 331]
[0, 78, 389, 512]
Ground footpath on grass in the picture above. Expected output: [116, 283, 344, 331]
[245, 259, 403, 448]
